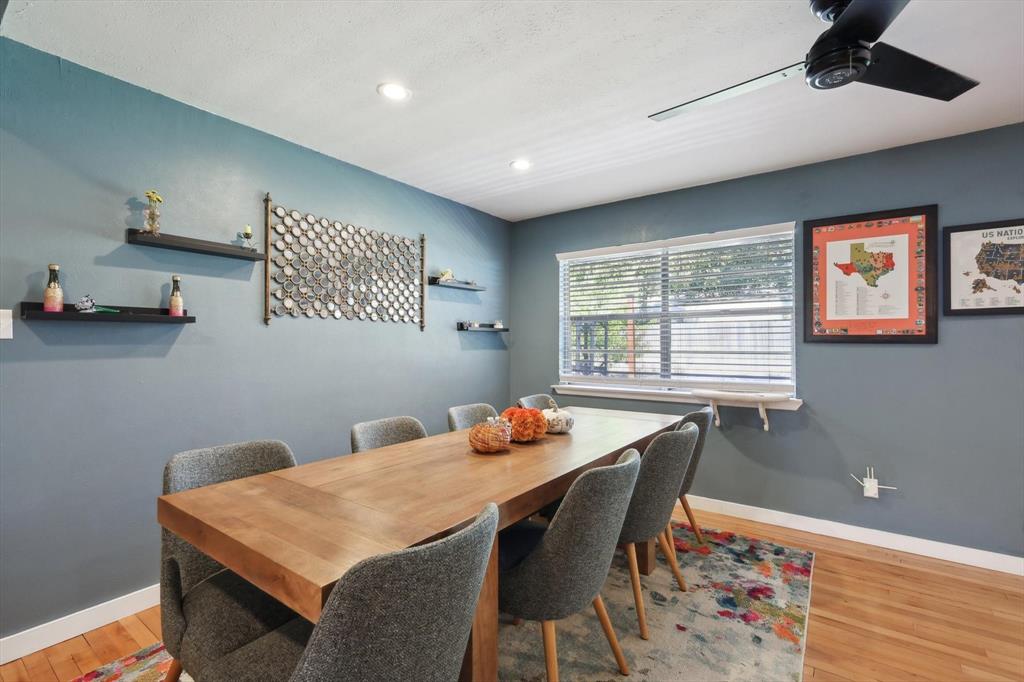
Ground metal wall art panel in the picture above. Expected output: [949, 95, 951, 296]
[262, 194, 425, 330]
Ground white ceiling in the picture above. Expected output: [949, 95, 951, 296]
[3, 1, 1022, 221]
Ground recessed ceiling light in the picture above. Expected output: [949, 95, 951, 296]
[377, 82, 411, 101]
[510, 159, 532, 171]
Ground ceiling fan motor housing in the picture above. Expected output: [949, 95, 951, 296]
[805, 41, 871, 90]
[809, 0, 852, 23]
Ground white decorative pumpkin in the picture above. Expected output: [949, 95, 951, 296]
[543, 405, 574, 434]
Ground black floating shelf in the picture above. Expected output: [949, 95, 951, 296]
[20, 302, 196, 324]
[125, 229, 264, 261]
[457, 322, 509, 332]
[428, 277, 486, 291]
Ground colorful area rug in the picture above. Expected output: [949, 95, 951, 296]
[497, 522, 814, 681]
[76, 524, 812, 682]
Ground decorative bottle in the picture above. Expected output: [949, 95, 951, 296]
[169, 275, 184, 317]
[43, 264, 64, 312]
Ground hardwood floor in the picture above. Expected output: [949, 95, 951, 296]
[3, 508, 1021, 681]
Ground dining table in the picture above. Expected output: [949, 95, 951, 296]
[157, 406, 681, 681]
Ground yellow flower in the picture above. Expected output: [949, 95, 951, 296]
[145, 190, 163, 203]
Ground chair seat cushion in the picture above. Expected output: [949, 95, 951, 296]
[179, 569, 297, 678]
[498, 519, 547, 572]
[198, 617, 312, 682]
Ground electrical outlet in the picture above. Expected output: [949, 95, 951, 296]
[851, 466, 897, 499]
[0, 309, 12, 340]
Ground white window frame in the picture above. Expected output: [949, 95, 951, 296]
[553, 222, 802, 413]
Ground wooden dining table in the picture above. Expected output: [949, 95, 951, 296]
[157, 406, 680, 680]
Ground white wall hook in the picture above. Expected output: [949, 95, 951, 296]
[850, 466, 898, 499]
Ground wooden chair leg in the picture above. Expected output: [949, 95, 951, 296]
[165, 658, 183, 682]
[680, 495, 704, 544]
[593, 595, 630, 676]
[624, 543, 649, 640]
[542, 620, 559, 682]
[658, 529, 687, 592]
[665, 522, 676, 561]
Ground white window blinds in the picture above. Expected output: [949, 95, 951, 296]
[557, 223, 796, 395]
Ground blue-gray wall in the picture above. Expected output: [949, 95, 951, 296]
[510, 124, 1024, 558]
[0, 39, 511, 636]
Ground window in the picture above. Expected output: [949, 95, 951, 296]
[557, 223, 796, 397]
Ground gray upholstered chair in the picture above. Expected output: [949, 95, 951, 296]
[619, 424, 699, 639]
[517, 393, 557, 410]
[498, 450, 640, 682]
[350, 415, 427, 453]
[672, 406, 714, 544]
[198, 503, 499, 682]
[161, 440, 299, 682]
[447, 402, 499, 431]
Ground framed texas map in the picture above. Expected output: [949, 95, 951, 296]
[943, 218, 1024, 315]
[803, 205, 937, 343]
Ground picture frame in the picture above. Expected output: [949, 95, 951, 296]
[803, 205, 938, 344]
[943, 218, 1024, 316]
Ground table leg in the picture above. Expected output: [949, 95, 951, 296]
[460, 535, 499, 681]
[636, 538, 656, 576]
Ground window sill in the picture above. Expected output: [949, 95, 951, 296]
[551, 383, 803, 431]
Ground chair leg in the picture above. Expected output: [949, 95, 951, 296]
[166, 658, 183, 682]
[658, 529, 687, 592]
[680, 495, 704, 544]
[624, 543, 649, 640]
[542, 620, 559, 682]
[593, 595, 630, 676]
[665, 522, 676, 561]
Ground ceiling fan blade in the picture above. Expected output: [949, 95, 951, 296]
[859, 42, 979, 101]
[649, 62, 805, 122]
[826, 0, 909, 43]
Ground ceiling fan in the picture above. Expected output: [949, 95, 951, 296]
[650, 0, 979, 122]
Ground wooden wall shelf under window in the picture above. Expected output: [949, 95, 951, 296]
[20, 302, 196, 324]
[428, 277, 486, 291]
[125, 229, 264, 261]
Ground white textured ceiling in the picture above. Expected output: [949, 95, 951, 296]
[3, 1, 1022, 221]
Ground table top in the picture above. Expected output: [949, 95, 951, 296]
[157, 406, 679, 621]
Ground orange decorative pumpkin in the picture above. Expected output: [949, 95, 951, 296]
[500, 407, 548, 442]
[469, 418, 511, 454]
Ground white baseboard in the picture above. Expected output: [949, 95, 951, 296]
[686, 495, 1024, 576]
[3, 496, 1022, 666]
[0, 583, 159, 664]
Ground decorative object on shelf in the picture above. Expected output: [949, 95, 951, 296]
[262, 194, 425, 329]
[942, 218, 1023, 316]
[125, 229, 265, 261]
[493, 319, 503, 327]
[468, 417, 512, 454]
[238, 224, 257, 250]
[143, 190, 163, 236]
[74, 295, 119, 314]
[20, 301, 194, 323]
[457, 321, 509, 332]
[542, 403, 574, 434]
[499, 407, 547, 442]
[169, 275, 184, 317]
[438, 268, 456, 282]
[804, 205, 937, 344]
[427, 276, 485, 291]
[43, 263, 63, 312]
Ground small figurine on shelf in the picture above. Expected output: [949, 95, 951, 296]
[238, 224, 256, 250]
[43, 263, 64, 312]
[169, 275, 184, 317]
[74, 295, 119, 314]
[493, 319, 504, 329]
[438, 268, 456, 282]
[143, 189, 163, 236]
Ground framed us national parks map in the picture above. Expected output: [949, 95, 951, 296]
[803, 205, 938, 344]
[943, 219, 1024, 315]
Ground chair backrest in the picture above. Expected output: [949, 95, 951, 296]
[447, 403, 498, 431]
[162, 439, 297, 593]
[619, 424, 699, 544]
[290, 504, 499, 682]
[517, 393, 556, 410]
[675, 407, 713, 495]
[350, 416, 427, 453]
[500, 450, 640, 621]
